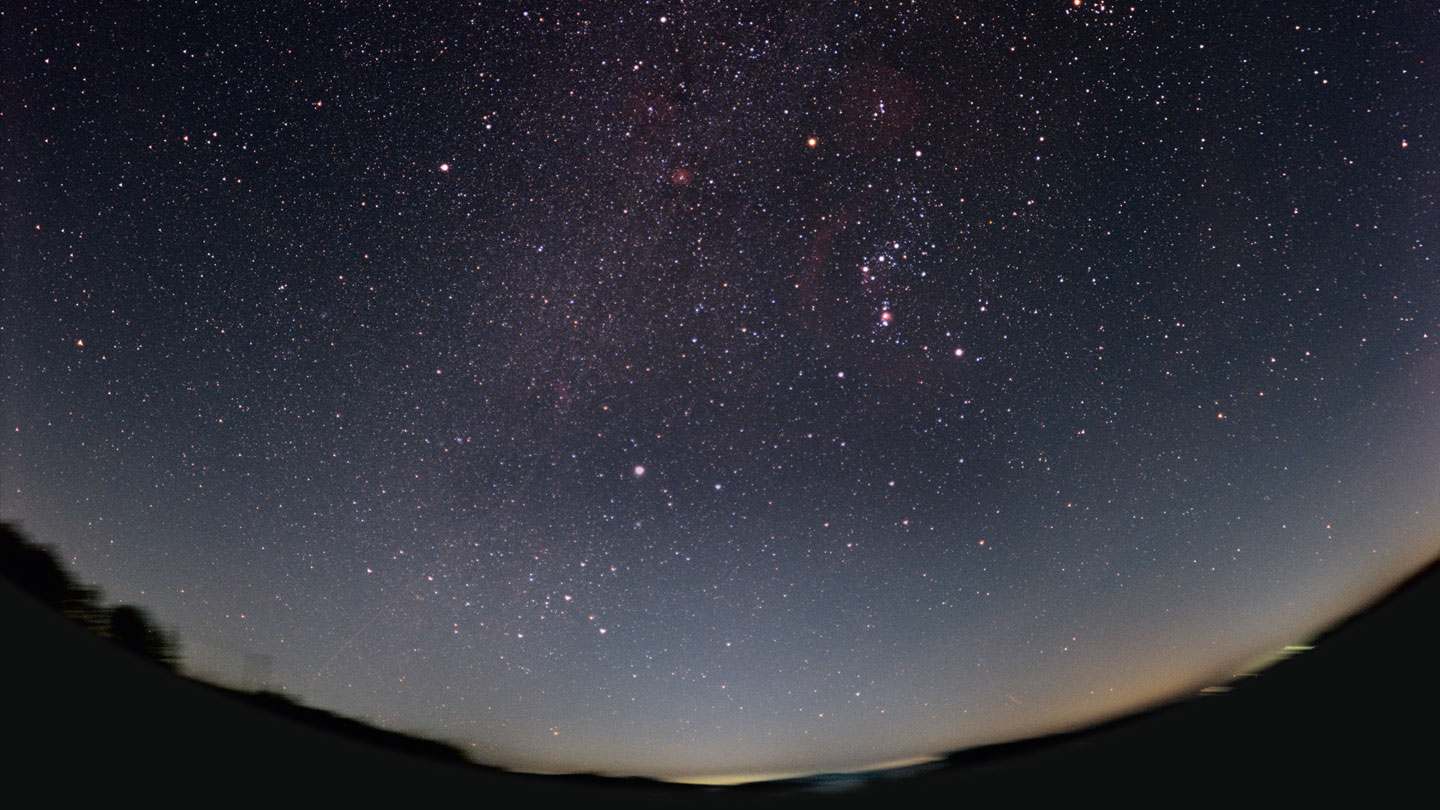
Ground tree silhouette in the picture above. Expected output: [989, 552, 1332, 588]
[1, 521, 179, 669]
[0, 521, 105, 630]
[105, 604, 181, 670]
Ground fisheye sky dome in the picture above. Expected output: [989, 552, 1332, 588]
[3, 0, 1438, 782]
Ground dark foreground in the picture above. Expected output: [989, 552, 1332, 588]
[5, 557, 1437, 806]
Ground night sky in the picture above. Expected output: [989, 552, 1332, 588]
[3, 0, 1439, 783]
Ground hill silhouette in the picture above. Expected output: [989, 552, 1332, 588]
[3, 519, 1437, 805]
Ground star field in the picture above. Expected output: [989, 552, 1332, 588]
[3, 1, 1439, 781]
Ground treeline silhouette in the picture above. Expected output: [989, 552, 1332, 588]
[0, 521, 179, 670]
[0, 520, 482, 768]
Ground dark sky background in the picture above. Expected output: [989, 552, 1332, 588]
[3, 0, 1438, 782]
